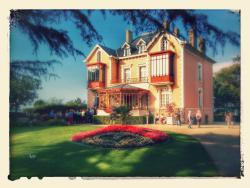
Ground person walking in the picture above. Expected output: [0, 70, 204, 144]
[176, 109, 181, 126]
[225, 112, 233, 128]
[195, 109, 202, 128]
[187, 110, 193, 129]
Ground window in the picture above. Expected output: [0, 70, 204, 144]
[169, 54, 175, 77]
[139, 66, 147, 82]
[88, 66, 99, 82]
[97, 51, 101, 62]
[124, 68, 130, 82]
[138, 44, 146, 54]
[197, 63, 202, 81]
[198, 88, 203, 108]
[161, 37, 168, 51]
[160, 89, 171, 107]
[124, 47, 131, 56]
[151, 54, 168, 76]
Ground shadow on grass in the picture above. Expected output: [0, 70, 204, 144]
[9, 128, 219, 179]
[188, 133, 240, 177]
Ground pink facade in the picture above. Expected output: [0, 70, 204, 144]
[184, 48, 214, 122]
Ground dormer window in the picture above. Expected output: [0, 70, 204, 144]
[124, 47, 131, 56]
[138, 44, 146, 54]
[161, 37, 168, 51]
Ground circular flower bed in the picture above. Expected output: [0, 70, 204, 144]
[71, 125, 169, 148]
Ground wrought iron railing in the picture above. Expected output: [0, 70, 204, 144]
[121, 77, 148, 84]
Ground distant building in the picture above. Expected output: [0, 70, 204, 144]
[84, 23, 215, 122]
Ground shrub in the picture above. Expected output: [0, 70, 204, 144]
[110, 106, 131, 125]
[93, 115, 154, 125]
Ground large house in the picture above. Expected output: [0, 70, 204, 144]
[84, 23, 215, 122]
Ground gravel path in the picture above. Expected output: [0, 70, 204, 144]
[139, 124, 241, 177]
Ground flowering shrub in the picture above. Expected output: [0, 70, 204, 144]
[72, 125, 169, 143]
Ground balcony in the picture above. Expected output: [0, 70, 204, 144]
[88, 81, 105, 89]
[87, 62, 106, 89]
[151, 75, 174, 84]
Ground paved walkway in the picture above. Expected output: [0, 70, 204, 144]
[139, 124, 241, 177]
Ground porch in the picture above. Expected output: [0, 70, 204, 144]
[97, 84, 149, 113]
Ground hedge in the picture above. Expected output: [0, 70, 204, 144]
[93, 115, 154, 125]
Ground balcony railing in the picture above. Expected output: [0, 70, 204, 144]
[151, 75, 174, 83]
[121, 77, 148, 84]
[88, 80, 105, 88]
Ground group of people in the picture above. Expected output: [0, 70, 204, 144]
[48, 108, 97, 125]
[187, 109, 202, 128]
[154, 109, 202, 128]
[154, 109, 182, 125]
[65, 108, 96, 125]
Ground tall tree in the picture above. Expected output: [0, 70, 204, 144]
[213, 62, 240, 110]
[10, 60, 59, 111]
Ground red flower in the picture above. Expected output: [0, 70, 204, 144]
[72, 125, 169, 143]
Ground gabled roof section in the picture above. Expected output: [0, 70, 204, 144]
[121, 42, 131, 48]
[135, 38, 146, 46]
[84, 44, 117, 62]
[84, 30, 215, 64]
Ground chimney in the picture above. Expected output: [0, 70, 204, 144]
[173, 27, 179, 37]
[162, 20, 170, 31]
[188, 28, 197, 48]
[125, 30, 133, 44]
[198, 36, 206, 54]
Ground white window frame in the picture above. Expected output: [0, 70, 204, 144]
[197, 63, 203, 81]
[159, 88, 172, 108]
[198, 88, 203, 109]
[161, 37, 168, 51]
[97, 51, 101, 62]
[139, 65, 147, 81]
[123, 67, 131, 82]
[124, 47, 131, 56]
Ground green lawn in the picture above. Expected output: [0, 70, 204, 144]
[10, 124, 218, 179]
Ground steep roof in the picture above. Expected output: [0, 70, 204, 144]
[88, 30, 215, 64]
[99, 44, 117, 56]
[185, 44, 216, 63]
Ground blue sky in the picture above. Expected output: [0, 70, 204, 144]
[10, 10, 240, 103]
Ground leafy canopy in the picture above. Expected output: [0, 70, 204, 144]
[213, 62, 240, 109]
[10, 10, 240, 57]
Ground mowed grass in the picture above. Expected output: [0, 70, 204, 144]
[10, 124, 218, 179]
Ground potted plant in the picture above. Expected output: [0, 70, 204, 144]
[166, 103, 175, 125]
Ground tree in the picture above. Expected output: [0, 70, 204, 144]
[10, 60, 58, 111]
[213, 63, 240, 110]
[33, 99, 47, 108]
[65, 98, 87, 110]
[10, 10, 240, 58]
[10, 75, 41, 112]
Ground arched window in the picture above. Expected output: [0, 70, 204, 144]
[161, 37, 168, 51]
[97, 51, 101, 62]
